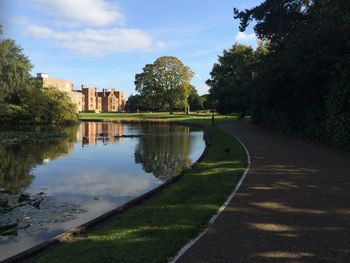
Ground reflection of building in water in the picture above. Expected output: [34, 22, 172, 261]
[82, 122, 125, 146]
[134, 124, 192, 181]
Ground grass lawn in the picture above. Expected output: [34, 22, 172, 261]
[35, 113, 247, 263]
[78, 111, 239, 124]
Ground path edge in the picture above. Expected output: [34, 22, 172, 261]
[169, 128, 251, 263]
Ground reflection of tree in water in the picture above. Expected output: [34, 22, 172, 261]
[0, 125, 78, 193]
[0, 125, 87, 241]
[134, 124, 192, 181]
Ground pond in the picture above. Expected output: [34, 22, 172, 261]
[0, 122, 206, 261]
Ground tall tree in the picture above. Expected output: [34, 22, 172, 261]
[0, 37, 32, 103]
[207, 44, 255, 118]
[232, 0, 350, 147]
[135, 63, 165, 111]
[135, 56, 194, 113]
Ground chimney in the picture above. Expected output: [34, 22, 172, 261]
[37, 73, 49, 78]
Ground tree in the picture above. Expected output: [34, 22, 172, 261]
[187, 85, 204, 111]
[231, 0, 350, 147]
[0, 38, 32, 103]
[20, 85, 77, 123]
[135, 63, 166, 111]
[233, 0, 313, 40]
[207, 44, 255, 118]
[125, 94, 146, 112]
[135, 56, 194, 113]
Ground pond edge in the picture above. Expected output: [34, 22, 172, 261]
[2, 121, 210, 263]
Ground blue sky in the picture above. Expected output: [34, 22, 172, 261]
[0, 0, 262, 97]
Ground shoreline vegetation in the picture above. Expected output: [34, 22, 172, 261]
[19, 113, 247, 263]
[0, 26, 78, 125]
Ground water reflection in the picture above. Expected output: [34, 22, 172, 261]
[82, 122, 125, 146]
[134, 124, 192, 180]
[0, 125, 79, 193]
[0, 122, 205, 261]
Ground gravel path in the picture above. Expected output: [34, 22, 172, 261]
[177, 122, 350, 262]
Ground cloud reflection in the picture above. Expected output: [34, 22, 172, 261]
[43, 170, 157, 198]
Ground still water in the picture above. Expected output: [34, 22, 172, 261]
[0, 122, 205, 260]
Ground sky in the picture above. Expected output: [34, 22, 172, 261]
[0, 0, 262, 98]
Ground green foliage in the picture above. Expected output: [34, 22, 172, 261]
[125, 94, 147, 112]
[0, 104, 30, 121]
[220, 0, 350, 148]
[0, 38, 32, 103]
[21, 85, 78, 123]
[0, 27, 77, 124]
[187, 85, 204, 111]
[234, 0, 313, 40]
[135, 56, 194, 113]
[207, 44, 255, 118]
[325, 67, 350, 147]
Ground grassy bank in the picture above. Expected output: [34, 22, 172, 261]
[36, 114, 246, 263]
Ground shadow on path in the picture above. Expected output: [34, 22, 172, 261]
[178, 122, 350, 262]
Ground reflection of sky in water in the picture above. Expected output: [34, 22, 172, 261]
[0, 123, 205, 261]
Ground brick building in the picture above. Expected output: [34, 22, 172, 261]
[82, 87, 125, 112]
[36, 73, 126, 113]
[97, 88, 125, 112]
[81, 86, 98, 111]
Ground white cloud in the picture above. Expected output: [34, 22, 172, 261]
[156, 41, 167, 49]
[20, 0, 166, 56]
[31, 0, 125, 27]
[26, 24, 164, 56]
[234, 31, 257, 45]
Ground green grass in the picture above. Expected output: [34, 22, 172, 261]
[79, 112, 239, 124]
[36, 114, 247, 263]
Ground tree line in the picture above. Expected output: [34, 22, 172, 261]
[207, 0, 349, 148]
[0, 25, 77, 124]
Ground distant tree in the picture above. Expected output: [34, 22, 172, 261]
[135, 63, 165, 111]
[207, 44, 255, 118]
[125, 94, 146, 112]
[135, 56, 194, 113]
[187, 85, 204, 111]
[201, 94, 214, 111]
